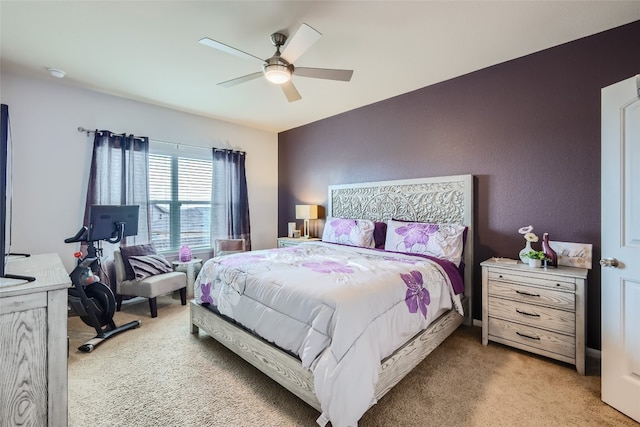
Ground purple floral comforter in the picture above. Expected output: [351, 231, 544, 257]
[194, 241, 463, 427]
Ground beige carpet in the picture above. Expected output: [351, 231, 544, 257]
[68, 296, 637, 427]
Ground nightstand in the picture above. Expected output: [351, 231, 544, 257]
[172, 258, 203, 299]
[481, 258, 588, 375]
[277, 237, 321, 248]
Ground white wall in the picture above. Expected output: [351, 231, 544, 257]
[0, 72, 278, 272]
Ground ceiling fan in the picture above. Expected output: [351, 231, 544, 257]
[198, 23, 353, 102]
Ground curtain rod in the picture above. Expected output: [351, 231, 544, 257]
[77, 127, 95, 135]
[77, 126, 245, 154]
[77, 127, 147, 141]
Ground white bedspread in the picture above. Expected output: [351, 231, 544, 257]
[194, 242, 463, 427]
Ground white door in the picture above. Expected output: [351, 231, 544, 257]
[601, 74, 640, 423]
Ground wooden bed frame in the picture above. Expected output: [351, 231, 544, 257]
[190, 174, 474, 414]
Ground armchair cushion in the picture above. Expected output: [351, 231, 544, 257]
[118, 271, 186, 299]
[128, 254, 173, 281]
[120, 244, 156, 280]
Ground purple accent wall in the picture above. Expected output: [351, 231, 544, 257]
[278, 20, 640, 350]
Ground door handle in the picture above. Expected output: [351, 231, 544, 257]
[599, 257, 619, 268]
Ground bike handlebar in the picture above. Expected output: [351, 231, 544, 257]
[64, 226, 88, 243]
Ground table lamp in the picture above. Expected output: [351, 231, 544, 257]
[295, 205, 318, 238]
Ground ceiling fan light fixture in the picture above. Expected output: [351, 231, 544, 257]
[263, 64, 291, 84]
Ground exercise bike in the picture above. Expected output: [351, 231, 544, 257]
[65, 225, 141, 353]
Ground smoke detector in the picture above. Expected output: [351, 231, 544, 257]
[47, 68, 66, 78]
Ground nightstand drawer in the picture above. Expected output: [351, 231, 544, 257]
[488, 317, 575, 359]
[487, 281, 575, 311]
[488, 298, 575, 334]
[488, 270, 575, 292]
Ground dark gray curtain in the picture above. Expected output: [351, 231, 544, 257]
[84, 130, 151, 254]
[210, 148, 251, 250]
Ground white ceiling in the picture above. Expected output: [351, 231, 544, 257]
[2, 1, 639, 133]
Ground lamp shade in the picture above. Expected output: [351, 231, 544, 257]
[295, 205, 318, 220]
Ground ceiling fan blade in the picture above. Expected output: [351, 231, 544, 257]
[218, 72, 263, 88]
[294, 67, 353, 82]
[280, 23, 322, 64]
[281, 81, 302, 102]
[199, 37, 264, 63]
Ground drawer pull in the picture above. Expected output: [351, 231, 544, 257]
[516, 290, 540, 297]
[516, 308, 540, 317]
[516, 331, 541, 340]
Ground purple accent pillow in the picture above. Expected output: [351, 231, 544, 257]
[321, 217, 376, 248]
[374, 221, 387, 249]
[384, 219, 467, 266]
[120, 244, 157, 281]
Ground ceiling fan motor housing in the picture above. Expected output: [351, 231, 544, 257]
[263, 56, 293, 71]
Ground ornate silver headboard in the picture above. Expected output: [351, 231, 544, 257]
[328, 175, 474, 320]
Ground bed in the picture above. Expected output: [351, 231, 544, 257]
[190, 174, 474, 427]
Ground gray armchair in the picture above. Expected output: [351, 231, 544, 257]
[214, 239, 246, 256]
[113, 250, 187, 318]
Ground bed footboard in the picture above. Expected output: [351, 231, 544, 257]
[376, 308, 463, 400]
[191, 301, 463, 413]
[190, 301, 321, 411]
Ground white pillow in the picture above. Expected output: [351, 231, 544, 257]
[384, 219, 466, 266]
[322, 217, 376, 248]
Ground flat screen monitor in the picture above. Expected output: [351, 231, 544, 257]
[88, 205, 139, 242]
[0, 103, 35, 285]
[1, 104, 9, 277]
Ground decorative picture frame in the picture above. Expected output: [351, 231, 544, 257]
[549, 241, 593, 269]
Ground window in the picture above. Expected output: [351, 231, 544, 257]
[148, 142, 212, 252]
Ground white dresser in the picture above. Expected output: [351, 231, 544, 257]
[0, 253, 70, 426]
[481, 258, 588, 375]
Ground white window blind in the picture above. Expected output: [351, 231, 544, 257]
[148, 142, 212, 251]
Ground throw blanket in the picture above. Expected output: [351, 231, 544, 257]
[194, 242, 463, 427]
